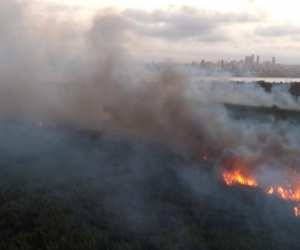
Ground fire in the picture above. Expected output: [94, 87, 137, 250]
[294, 205, 300, 217]
[223, 170, 258, 187]
[267, 186, 274, 195]
[38, 121, 43, 126]
[277, 186, 300, 201]
[222, 161, 300, 217]
[203, 156, 207, 161]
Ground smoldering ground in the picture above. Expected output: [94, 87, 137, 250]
[2, 1, 300, 249]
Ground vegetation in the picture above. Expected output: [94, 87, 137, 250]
[1, 125, 300, 250]
[224, 103, 300, 123]
[252, 80, 300, 97]
[230, 80, 300, 97]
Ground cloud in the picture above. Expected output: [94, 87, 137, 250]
[45, 4, 83, 13]
[0, 0, 23, 36]
[291, 35, 300, 41]
[254, 24, 300, 37]
[122, 6, 264, 42]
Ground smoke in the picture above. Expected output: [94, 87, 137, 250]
[2, 3, 300, 248]
[0, 0, 35, 118]
[1, 0, 300, 212]
[190, 80, 300, 109]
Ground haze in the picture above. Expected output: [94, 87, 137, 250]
[37, 0, 300, 64]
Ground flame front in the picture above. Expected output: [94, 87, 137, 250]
[275, 181, 300, 217]
[277, 185, 300, 201]
[223, 170, 258, 187]
[294, 205, 300, 217]
[222, 163, 300, 217]
[267, 186, 274, 195]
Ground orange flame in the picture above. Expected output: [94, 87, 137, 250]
[222, 161, 300, 217]
[294, 205, 300, 217]
[223, 170, 258, 187]
[276, 183, 300, 201]
[267, 186, 274, 195]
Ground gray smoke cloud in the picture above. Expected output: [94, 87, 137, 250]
[1, 0, 300, 186]
[2, 4, 300, 248]
[189, 80, 300, 110]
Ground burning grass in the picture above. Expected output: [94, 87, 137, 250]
[1, 122, 300, 250]
[3, 96, 300, 249]
[223, 170, 258, 187]
[221, 159, 300, 217]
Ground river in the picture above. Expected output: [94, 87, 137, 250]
[193, 77, 300, 83]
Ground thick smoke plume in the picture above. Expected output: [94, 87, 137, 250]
[1, 0, 300, 186]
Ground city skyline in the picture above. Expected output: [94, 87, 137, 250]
[195, 54, 279, 65]
[186, 54, 300, 77]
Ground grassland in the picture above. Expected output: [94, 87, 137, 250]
[1, 118, 300, 250]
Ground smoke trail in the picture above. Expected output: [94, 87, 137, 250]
[1, 1, 300, 176]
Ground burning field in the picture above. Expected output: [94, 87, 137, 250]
[222, 160, 300, 217]
[2, 116, 300, 250]
[2, 0, 300, 249]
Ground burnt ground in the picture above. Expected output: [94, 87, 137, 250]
[1, 113, 300, 250]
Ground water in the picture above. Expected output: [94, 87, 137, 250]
[193, 76, 300, 83]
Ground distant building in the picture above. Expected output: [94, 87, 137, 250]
[263, 61, 272, 68]
[245, 56, 251, 65]
[245, 54, 255, 67]
[182, 54, 300, 77]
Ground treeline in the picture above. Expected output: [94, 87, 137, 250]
[234, 81, 300, 97]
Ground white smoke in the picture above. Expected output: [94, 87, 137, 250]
[1, 0, 300, 177]
[189, 80, 300, 110]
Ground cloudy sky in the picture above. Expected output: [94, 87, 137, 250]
[40, 0, 300, 64]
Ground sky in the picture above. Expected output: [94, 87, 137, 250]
[38, 0, 300, 63]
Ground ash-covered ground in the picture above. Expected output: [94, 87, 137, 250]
[1, 115, 300, 250]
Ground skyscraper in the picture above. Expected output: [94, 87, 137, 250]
[256, 55, 260, 65]
[272, 56, 276, 65]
